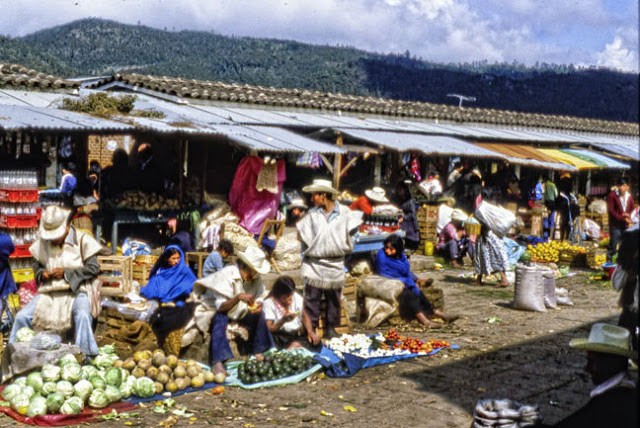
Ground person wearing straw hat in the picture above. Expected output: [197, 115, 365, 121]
[9, 205, 103, 359]
[436, 208, 470, 268]
[189, 245, 275, 375]
[298, 179, 363, 339]
[285, 197, 308, 226]
[349, 186, 389, 215]
[534, 323, 637, 427]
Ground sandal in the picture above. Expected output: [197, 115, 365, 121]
[494, 282, 510, 288]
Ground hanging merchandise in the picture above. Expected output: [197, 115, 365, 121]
[58, 136, 74, 160]
[409, 154, 422, 182]
[296, 152, 323, 169]
[255, 159, 279, 194]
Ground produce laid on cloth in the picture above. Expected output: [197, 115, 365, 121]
[226, 348, 323, 390]
[318, 330, 455, 378]
[526, 241, 585, 264]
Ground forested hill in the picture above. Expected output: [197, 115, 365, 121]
[1, 18, 638, 123]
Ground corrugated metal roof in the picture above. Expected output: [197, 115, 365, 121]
[333, 128, 501, 158]
[0, 89, 72, 108]
[0, 104, 134, 131]
[537, 148, 600, 170]
[474, 143, 576, 171]
[562, 149, 630, 169]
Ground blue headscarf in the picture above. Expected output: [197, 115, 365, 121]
[0, 233, 17, 298]
[376, 248, 419, 295]
[140, 245, 196, 306]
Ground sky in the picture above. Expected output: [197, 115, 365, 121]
[1, 0, 638, 72]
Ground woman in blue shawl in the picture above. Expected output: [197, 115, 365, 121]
[376, 234, 458, 329]
[141, 245, 196, 355]
[0, 232, 17, 320]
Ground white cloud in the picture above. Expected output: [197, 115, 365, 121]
[596, 31, 639, 71]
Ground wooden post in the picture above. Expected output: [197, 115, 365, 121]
[201, 141, 209, 206]
[332, 132, 343, 190]
[374, 154, 382, 186]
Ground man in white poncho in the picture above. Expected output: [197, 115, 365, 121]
[297, 179, 362, 339]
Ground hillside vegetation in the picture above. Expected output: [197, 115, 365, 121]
[1, 18, 637, 122]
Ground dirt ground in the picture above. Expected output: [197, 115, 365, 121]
[0, 263, 631, 428]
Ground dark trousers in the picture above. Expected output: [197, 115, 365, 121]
[209, 311, 274, 365]
[608, 226, 623, 261]
[303, 284, 341, 330]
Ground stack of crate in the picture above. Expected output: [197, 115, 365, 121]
[132, 255, 158, 286]
[98, 255, 133, 297]
[417, 204, 439, 254]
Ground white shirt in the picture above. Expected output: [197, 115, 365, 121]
[262, 293, 304, 334]
[590, 371, 636, 398]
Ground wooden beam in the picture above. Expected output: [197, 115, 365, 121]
[332, 133, 343, 190]
[340, 156, 359, 177]
[319, 154, 334, 174]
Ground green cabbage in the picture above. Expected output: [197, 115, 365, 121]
[1, 383, 22, 401]
[42, 364, 62, 382]
[26, 396, 48, 417]
[13, 376, 27, 387]
[119, 381, 132, 399]
[61, 363, 82, 383]
[45, 392, 66, 413]
[60, 396, 84, 415]
[73, 379, 94, 401]
[15, 327, 35, 343]
[88, 389, 110, 409]
[42, 381, 58, 396]
[56, 380, 75, 398]
[133, 377, 155, 398]
[10, 392, 32, 415]
[58, 353, 79, 367]
[105, 367, 122, 387]
[26, 372, 44, 393]
[92, 354, 116, 369]
[89, 375, 106, 390]
[81, 365, 99, 380]
[22, 386, 36, 399]
[105, 385, 122, 403]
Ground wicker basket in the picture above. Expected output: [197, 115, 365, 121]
[134, 255, 158, 265]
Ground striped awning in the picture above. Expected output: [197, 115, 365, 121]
[537, 148, 601, 170]
[474, 143, 576, 171]
[561, 148, 630, 170]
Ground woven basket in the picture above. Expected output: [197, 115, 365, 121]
[134, 255, 158, 265]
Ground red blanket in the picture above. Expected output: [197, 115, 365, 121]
[0, 401, 137, 426]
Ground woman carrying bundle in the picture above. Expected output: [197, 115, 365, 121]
[140, 245, 196, 355]
[376, 234, 458, 329]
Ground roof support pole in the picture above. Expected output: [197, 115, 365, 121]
[332, 132, 343, 190]
[201, 142, 209, 206]
[373, 154, 382, 187]
[586, 170, 592, 197]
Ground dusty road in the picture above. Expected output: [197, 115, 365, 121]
[0, 265, 629, 427]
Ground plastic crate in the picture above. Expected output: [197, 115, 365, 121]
[9, 244, 32, 258]
[0, 188, 39, 203]
[98, 255, 133, 297]
[0, 214, 39, 228]
[12, 268, 34, 283]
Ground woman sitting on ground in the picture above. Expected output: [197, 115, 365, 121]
[263, 275, 320, 349]
[140, 245, 196, 355]
[376, 234, 458, 329]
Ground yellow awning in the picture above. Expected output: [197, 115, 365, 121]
[537, 148, 600, 170]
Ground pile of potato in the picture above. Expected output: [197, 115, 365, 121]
[112, 191, 180, 211]
[118, 349, 224, 394]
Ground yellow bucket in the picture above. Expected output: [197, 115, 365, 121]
[424, 241, 434, 256]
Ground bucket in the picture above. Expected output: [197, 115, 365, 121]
[424, 241, 434, 256]
[601, 262, 616, 280]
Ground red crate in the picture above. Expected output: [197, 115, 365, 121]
[0, 188, 39, 203]
[0, 214, 39, 228]
[10, 244, 32, 258]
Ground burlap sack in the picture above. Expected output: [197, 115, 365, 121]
[272, 230, 302, 271]
[357, 275, 404, 306]
[513, 264, 546, 312]
[361, 297, 396, 328]
[222, 222, 259, 252]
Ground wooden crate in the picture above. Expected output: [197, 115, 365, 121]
[98, 255, 133, 297]
[316, 299, 351, 337]
[342, 277, 358, 302]
[132, 264, 152, 285]
[186, 251, 210, 278]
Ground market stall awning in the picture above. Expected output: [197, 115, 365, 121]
[0, 104, 134, 131]
[217, 125, 346, 154]
[474, 143, 576, 171]
[334, 129, 501, 158]
[561, 148, 630, 170]
[536, 148, 602, 170]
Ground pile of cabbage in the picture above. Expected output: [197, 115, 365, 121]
[1, 345, 156, 416]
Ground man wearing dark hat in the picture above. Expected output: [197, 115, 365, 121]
[536, 323, 637, 427]
[9, 205, 103, 358]
[607, 177, 634, 262]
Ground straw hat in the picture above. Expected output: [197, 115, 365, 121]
[237, 246, 271, 275]
[302, 179, 339, 194]
[288, 198, 308, 210]
[364, 187, 389, 203]
[569, 323, 631, 357]
[39, 205, 71, 241]
[450, 209, 468, 223]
